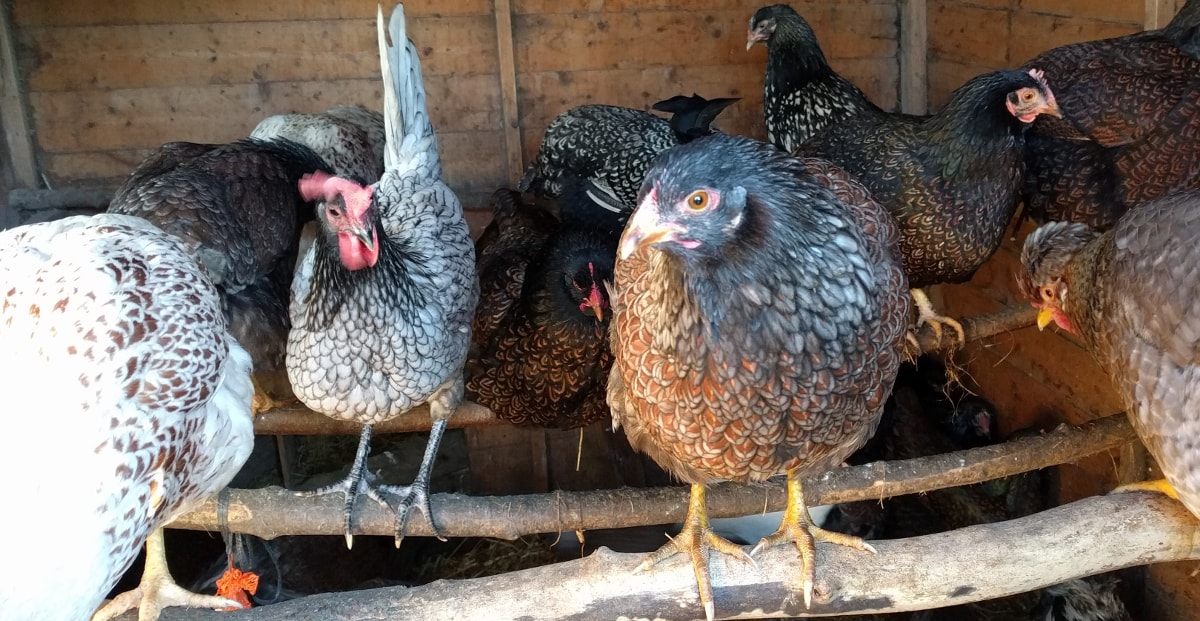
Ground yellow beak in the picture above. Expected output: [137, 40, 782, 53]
[1036, 307, 1055, 331]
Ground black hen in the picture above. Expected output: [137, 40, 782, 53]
[466, 189, 617, 429]
[747, 3, 884, 152]
[107, 137, 330, 412]
[797, 69, 1061, 343]
[1020, 0, 1200, 230]
[517, 94, 739, 236]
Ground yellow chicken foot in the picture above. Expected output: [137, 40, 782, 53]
[251, 376, 282, 415]
[750, 470, 877, 608]
[911, 288, 966, 348]
[1112, 478, 1180, 500]
[635, 484, 752, 621]
[91, 528, 243, 621]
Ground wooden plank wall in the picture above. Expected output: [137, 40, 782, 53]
[7, 0, 899, 224]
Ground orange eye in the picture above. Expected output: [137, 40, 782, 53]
[1040, 285, 1055, 301]
[1022, 90, 1035, 102]
[686, 190, 710, 210]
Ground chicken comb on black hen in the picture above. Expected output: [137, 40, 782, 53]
[747, 4, 885, 152]
[466, 188, 617, 429]
[1020, 0, 1200, 231]
[106, 136, 332, 414]
[798, 68, 1061, 346]
[517, 94, 739, 236]
[608, 133, 911, 620]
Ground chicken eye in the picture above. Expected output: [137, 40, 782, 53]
[686, 190, 710, 210]
[1040, 285, 1055, 301]
[1022, 90, 1035, 102]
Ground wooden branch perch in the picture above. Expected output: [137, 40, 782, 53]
[914, 302, 1036, 353]
[170, 414, 1136, 539]
[133, 493, 1200, 620]
[251, 304, 1037, 435]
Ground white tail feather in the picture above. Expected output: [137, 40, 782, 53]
[377, 3, 440, 176]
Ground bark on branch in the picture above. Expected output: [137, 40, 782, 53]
[250, 304, 1038, 435]
[139, 492, 1200, 620]
[170, 414, 1136, 540]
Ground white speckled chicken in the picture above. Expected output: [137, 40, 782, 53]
[0, 214, 254, 621]
[287, 3, 478, 549]
[252, 105, 386, 183]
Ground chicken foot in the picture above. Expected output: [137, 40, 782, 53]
[373, 417, 449, 548]
[298, 424, 377, 550]
[635, 484, 753, 621]
[911, 287, 966, 348]
[750, 469, 877, 608]
[92, 528, 243, 621]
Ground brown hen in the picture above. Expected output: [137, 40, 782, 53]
[608, 134, 911, 620]
[1021, 0, 1200, 230]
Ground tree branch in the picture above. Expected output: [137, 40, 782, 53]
[169, 414, 1135, 539]
[251, 304, 1037, 435]
[915, 302, 1036, 353]
[137, 492, 1200, 620]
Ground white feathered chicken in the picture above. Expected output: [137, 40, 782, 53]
[0, 214, 254, 621]
[251, 104, 386, 183]
[288, 3, 478, 548]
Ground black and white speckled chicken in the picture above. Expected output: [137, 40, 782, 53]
[608, 134, 911, 620]
[1020, 0, 1200, 231]
[517, 94, 738, 236]
[797, 69, 1061, 345]
[465, 188, 616, 429]
[106, 136, 331, 414]
[251, 104, 386, 184]
[0, 214, 255, 621]
[747, 4, 887, 152]
[287, 4, 478, 549]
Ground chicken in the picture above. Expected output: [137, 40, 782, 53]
[465, 188, 616, 429]
[0, 214, 254, 621]
[607, 134, 911, 620]
[106, 137, 331, 414]
[797, 68, 1061, 345]
[1019, 189, 1200, 521]
[288, 3, 478, 548]
[1020, 0, 1200, 230]
[1035, 574, 1134, 621]
[747, 3, 885, 152]
[517, 94, 739, 236]
[251, 104, 386, 183]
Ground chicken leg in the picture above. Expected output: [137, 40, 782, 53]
[636, 484, 752, 621]
[1112, 478, 1180, 500]
[92, 528, 243, 621]
[911, 288, 966, 348]
[300, 424, 378, 550]
[750, 469, 877, 608]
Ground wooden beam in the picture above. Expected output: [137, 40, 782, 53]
[492, 0, 523, 185]
[0, 3, 38, 189]
[1145, 0, 1177, 29]
[898, 0, 928, 115]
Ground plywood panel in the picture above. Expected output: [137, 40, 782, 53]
[928, 1, 1010, 67]
[1008, 10, 1143, 63]
[1018, 0, 1144, 22]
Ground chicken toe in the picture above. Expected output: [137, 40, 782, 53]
[91, 528, 243, 621]
[299, 424, 376, 550]
[750, 470, 876, 608]
[911, 288, 965, 348]
[374, 418, 450, 547]
[636, 484, 752, 621]
[1112, 478, 1180, 500]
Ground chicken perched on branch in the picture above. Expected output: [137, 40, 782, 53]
[251, 104, 386, 184]
[798, 69, 1061, 345]
[288, 3, 478, 549]
[0, 214, 254, 621]
[1020, 189, 1200, 523]
[106, 137, 331, 413]
[1021, 0, 1200, 230]
[607, 134, 911, 620]
[518, 94, 738, 236]
[466, 188, 617, 429]
[747, 3, 885, 152]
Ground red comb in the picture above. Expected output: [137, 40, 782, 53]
[298, 171, 334, 201]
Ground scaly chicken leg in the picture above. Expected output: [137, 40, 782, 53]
[92, 528, 243, 621]
[911, 288, 966, 348]
[636, 484, 752, 621]
[301, 424, 377, 550]
[751, 470, 877, 607]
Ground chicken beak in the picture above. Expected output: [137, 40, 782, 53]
[745, 28, 766, 51]
[619, 192, 680, 260]
[1036, 307, 1055, 331]
[581, 285, 605, 321]
[353, 226, 376, 252]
